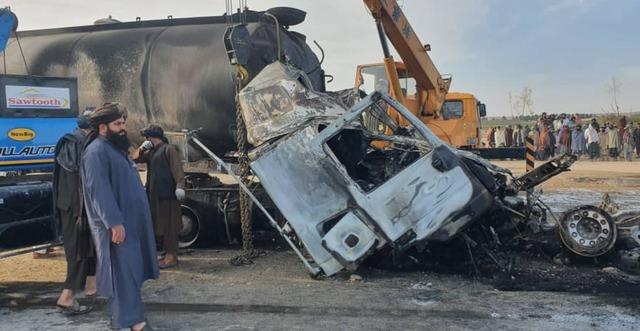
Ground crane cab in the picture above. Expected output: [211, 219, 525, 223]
[355, 62, 486, 148]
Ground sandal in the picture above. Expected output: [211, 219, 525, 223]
[84, 292, 97, 303]
[56, 300, 93, 316]
[32, 249, 53, 259]
[131, 321, 154, 331]
[158, 258, 178, 269]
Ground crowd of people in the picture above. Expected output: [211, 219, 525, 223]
[486, 114, 640, 161]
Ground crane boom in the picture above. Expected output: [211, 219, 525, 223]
[363, 0, 451, 114]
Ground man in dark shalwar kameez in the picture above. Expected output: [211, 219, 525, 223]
[54, 110, 96, 315]
[81, 103, 159, 331]
[132, 124, 185, 269]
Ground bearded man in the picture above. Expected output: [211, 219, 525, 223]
[81, 103, 159, 331]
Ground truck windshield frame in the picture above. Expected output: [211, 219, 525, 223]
[360, 65, 387, 95]
[359, 65, 417, 98]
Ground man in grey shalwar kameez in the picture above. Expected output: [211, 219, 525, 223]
[81, 103, 159, 331]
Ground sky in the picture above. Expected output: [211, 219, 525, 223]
[4, 0, 639, 117]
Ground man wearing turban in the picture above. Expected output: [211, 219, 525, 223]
[81, 103, 159, 330]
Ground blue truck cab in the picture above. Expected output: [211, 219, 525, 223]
[0, 74, 79, 253]
[0, 75, 79, 171]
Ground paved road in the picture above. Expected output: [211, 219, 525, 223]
[2, 250, 639, 330]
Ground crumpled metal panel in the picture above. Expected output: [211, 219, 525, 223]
[352, 159, 474, 243]
[322, 212, 378, 269]
[250, 125, 352, 275]
[239, 62, 347, 146]
[250, 92, 485, 276]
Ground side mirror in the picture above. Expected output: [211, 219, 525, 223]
[478, 103, 487, 117]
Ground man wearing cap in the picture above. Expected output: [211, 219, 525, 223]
[53, 110, 96, 315]
[132, 124, 185, 269]
[81, 103, 159, 331]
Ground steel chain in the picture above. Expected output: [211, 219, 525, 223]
[229, 68, 260, 266]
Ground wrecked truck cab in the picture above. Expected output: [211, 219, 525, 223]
[249, 90, 494, 276]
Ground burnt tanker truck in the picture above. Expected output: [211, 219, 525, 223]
[1, 7, 325, 250]
[3, 7, 324, 155]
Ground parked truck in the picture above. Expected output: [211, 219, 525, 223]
[0, 7, 324, 253]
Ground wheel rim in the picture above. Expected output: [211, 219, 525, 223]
[179, 206, 200, 248]
[559, 205, 617, 257]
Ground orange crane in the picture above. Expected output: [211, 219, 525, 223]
[362, 0, 450, 117]
[356, 0, 522, 158]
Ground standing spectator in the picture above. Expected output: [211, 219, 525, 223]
[549, 124, 557, 157]
[487, 127, 496, 148]
[538, 113, 548, 128]
[584, 122, 600, 160]
[633, 123, 640, 158]
[618, 117, 628, 152]
[619, 116, 628, 139]
[522, 125, 531, 145]
[540, 125, 554, 160]
[607, 124, 620, 160]
[599, 127, 609, 161]
[512, 125, 523, 147]
[553, 114, 563, 132]
[133, 125, 186, 269]
[573, 114, 582, 126]
[81, 103, 159, 331]
[54, 111, 96, 315]
[567, 115, 577, 130]
[504, 125, 513, 147]
[533, 125, 542, 159]
[550, 116, 557, 132]
[495, 126, 505, 147]
[571, 125, 586, 157]
[590, 118, 600, 131]
[622, 124, 635, 161]
[558, 125, 571, 155]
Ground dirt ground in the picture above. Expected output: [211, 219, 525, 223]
[1, 160, 639, 330]
[5, 159, 637, 284]
[493, 159, 640, 191]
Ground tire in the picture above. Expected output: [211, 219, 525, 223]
[178, 205, 204, 248]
